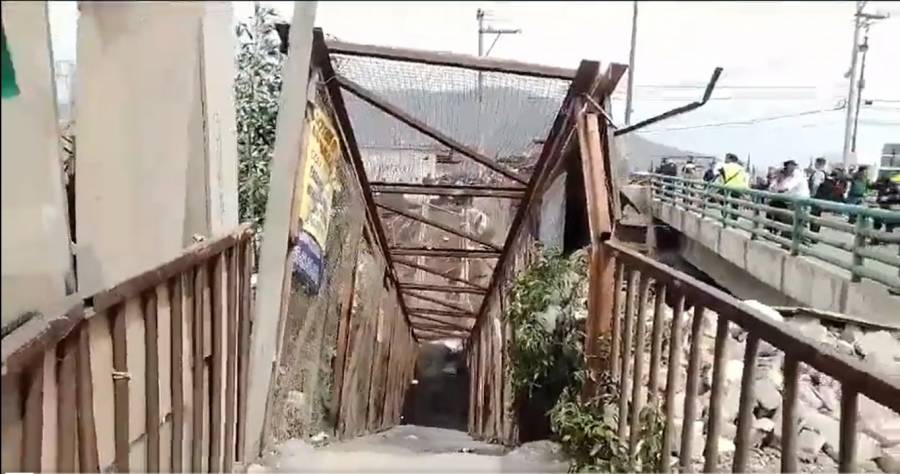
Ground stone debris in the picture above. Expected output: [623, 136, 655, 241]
[644, 299, 900, 472]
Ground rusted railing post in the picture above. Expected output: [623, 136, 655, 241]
[659, 293, 686, 473]
[702, 317, 729, 472]
[646, 282, 666, 407]
[839, 386, 859, 473]
[617, 270, 638, 438]
[732, 333, 760, 473]
[679, 305, 706, 472]
[782, 357, 800, 473]
[610, 263, 625, 379]
[851, 217, 868, 283]
[628, 275, 651, 456]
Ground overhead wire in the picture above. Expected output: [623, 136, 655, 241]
[638, 104, 847, 133]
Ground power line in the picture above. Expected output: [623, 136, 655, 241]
[638, 104, 846, 133]
[630, 84, 821, 90]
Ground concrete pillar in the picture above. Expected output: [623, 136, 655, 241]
[244, 2, 317, 460]
[1, 1, 74, 329]
[199, 1, 239, 237]
[74, 2, 238, 295]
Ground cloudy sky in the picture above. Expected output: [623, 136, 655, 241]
[49, 1, 900, 167]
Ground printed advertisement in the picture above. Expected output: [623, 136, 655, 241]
[291, 106, 341, 295]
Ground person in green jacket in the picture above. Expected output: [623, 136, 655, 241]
[847, 166, 871, 224]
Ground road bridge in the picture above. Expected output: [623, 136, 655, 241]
[634, 173, 900, 327]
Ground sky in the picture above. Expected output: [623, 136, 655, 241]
[48, 1, 900, 168]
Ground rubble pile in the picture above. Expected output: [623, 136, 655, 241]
[646, 300, 900, 472]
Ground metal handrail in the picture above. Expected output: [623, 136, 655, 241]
[602, 239, 900, 473]
[643, 173, 900, 289]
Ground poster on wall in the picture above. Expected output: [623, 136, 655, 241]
[296, 106, 339, 248]
[291, 105, 341, 295]
[291, 231, 324, 295]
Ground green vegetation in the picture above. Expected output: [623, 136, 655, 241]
[235, 4, 284, 237]
[504, 245, 664, 473]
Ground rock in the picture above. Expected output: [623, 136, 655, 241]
[725, 360, 744, 384]
[797, 429, 826, 460]
[506, 440, 567, 463]
[857, 433, 883, 461]
[797, 377, 825, 411]
[822, 431, 884, 464]
[876, 445, 900, 474]
[672, 418, 705, 460]
[858, 394, 900, 435]
[246, 464, 269, 473]
[854, 330, 900, 359]
[755, 416, 776, 433]
[813, 385, 840, 414]
[717, 437, 736, 456]
[755, 378, 782, 413]
[868, 415, 900, 448]
[743, 300, 784, 323]
[835, 339, 856, 356]
[721, 386, 742, 423]
[802, 410, 840, 451]
[788, 317, 828, 343]
[841, 324, 863, 343]
[721, 421, 737, 440]
[671, 392, 686, 419]
[272, 439, 315, 471]
[309, 431, 329, 446]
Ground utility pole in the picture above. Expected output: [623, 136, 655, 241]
[841, 1, 865, 168]
[842, 2, 888, 167]
[476, 8, 521, 101]
[851, 25, 870, 154]
[850, 11, 887, 154]
[625, 1, 639, 125]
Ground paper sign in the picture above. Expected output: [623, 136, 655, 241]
[295, 107, 339, 248]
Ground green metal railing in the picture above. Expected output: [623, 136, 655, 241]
[643, 173, 900, 289]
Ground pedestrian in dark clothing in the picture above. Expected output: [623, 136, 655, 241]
[873, 175, 900, 233]
[810, 171, 844, 232]
[847, 167, 870, 224]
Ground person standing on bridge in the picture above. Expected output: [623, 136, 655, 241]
[716, 153, 748, 220]
[769, 160, 809, 243]
[808, 157, 829, 232]
[847, 166, 872, 225]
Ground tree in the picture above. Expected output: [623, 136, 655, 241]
[235, 4, 284, 237]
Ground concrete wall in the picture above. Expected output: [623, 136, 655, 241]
[75, 2, 239, 296]
[1, 2, 74, 329]
[653, 200, 900, 328]
[539, 172, 566, 249]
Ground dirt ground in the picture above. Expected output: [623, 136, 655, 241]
[253, 425, 569, 473]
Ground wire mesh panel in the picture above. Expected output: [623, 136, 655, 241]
[332, 53, 570, 179]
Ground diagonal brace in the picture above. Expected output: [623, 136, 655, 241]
[403, 291, 474, 314]
[408, 307, 477, 319]
[335, 74, 527, 185]
[408, 313, 471, 331]
[377, 201, 501, 251]
[393, 258, 487, 290]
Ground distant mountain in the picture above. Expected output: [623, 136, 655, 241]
[616, 134, 712, 175]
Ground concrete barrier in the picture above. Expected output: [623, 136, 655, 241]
[651, 200, 900, 328]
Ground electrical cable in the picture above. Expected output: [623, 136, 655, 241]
[638, 104, 847, 133]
